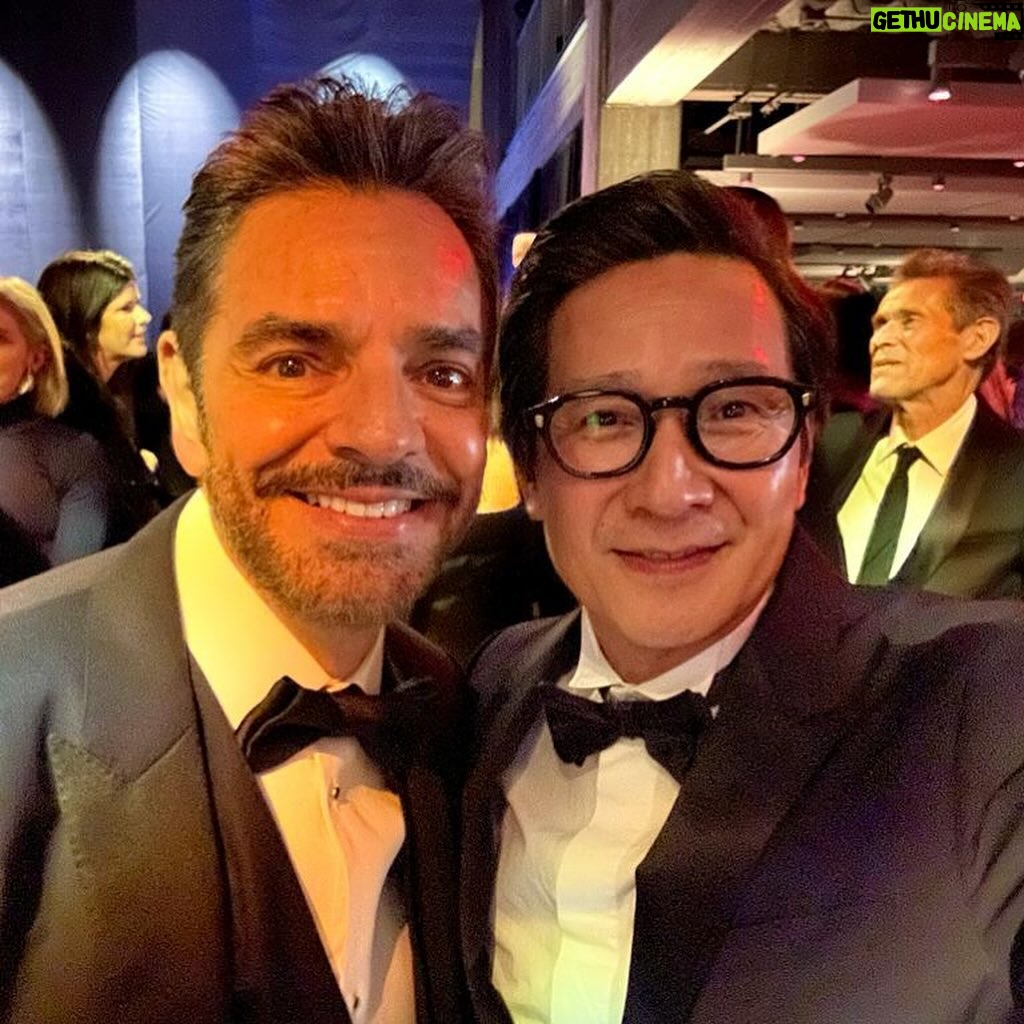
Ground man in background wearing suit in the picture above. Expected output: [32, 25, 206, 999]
[801, 248, 1024, 597]
[0, 78, 495, 1024]
[461, 171, 1024, 1024]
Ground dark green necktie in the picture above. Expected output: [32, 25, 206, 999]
[857, 444, 922, 586]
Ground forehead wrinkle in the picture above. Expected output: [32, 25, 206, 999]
[554, 359, 787, 396]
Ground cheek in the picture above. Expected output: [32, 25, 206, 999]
[429, 410, 488, 490]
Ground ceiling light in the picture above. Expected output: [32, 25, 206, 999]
[1015, 160, 1024, 169]
[932, 174, 946, 192]
[949, 222, 960, 233]
[928, 67, 952, 103]
[865, 173, 894, 215]
[791, 154, 806, 163]
[739, 171, 754, 184]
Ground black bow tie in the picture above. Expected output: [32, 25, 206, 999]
[235, 675, 438, 781]
[542, 686, 712, 783]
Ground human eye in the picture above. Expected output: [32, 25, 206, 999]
[421, 363, 475, 391]
[563, 396, 641, 438]
[415, 359, 482, 406]
[258, 353, 309, 379]
[702, 386, 788, 427]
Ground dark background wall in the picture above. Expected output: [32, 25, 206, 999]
[0, 0, 480, 323]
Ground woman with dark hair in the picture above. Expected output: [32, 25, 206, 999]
[0, 277, 113, 582]
[37, 249, 159, 543]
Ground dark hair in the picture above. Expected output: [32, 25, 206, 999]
[37, 249, 135, 376]
[499, 170, 834, 474]
[173, 77, 497, 384]
[893, 248, 1012, 377]
[722, 185, 792, 263]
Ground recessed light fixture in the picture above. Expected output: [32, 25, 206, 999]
[932, 174, 946, 192]
[949, 222, 960, 233]
[1014, 160, 1024, 169]
[791, 154, 806, 163]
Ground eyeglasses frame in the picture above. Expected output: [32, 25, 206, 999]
[525, 375, 817, 479]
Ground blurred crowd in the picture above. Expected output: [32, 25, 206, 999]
[0, 251, 192, 587]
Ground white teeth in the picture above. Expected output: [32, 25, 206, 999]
[305, 494, 412, 518]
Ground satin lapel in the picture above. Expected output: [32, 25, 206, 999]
[896, 406, 990, 587]
[191, 661, 350, 1024]
[461, 614, 581, 1024]
[382, 624, 468, 1024]
[624, 534, 879, 1023]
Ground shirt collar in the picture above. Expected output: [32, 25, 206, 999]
[566, 593, 770, 702]
[173, 489, 384, 729]
[880, 392, 976, 476]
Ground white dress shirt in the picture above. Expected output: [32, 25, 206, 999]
[174, 490, 414, 1024]
[838, 394, 976, 581]
[492, 602, 766, 1024]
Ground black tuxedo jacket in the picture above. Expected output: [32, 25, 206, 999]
[800, 401, 1024, 598]
[462, 532, 1024, 1023]
[0, 503, 469, 1024]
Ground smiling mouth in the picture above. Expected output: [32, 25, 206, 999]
[617, 543, 726, 562]
[295, 493, 418, 518]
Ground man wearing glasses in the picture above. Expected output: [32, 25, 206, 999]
[460, 171, 1024, 1024]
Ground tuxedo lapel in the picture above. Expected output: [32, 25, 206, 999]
[896, 403, 994, 587]
[625, 534, 880, 1022]
[831, 412, 887, 511]
[191, 661, 351, 1024]
[382, 623, 470, 1024]
[461, 614, 581, 1024]
[48, 506, 232, 1021]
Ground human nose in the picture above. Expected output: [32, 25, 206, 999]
[869, 320, 896, 356]
[623, 412, 714, 515]
[137, 304, 152, 328]
[322, 353, 425, 464]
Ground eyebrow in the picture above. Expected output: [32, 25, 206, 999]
[412, 325, 484, 358]
[872, 306, 916, 326]
[233, 314, 483, 360]
[235, 314, 340, 357]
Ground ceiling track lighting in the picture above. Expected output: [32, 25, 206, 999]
[928, 66, 952, 103]
[865, 173, 894, 215]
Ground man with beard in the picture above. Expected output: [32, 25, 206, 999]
[0, 78, 495, 1024]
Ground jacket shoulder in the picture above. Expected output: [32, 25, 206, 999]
[469, 613, 580, 701]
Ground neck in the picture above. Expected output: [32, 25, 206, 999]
[94, 350, 118, 384]
[267, 608, 382, 680]
[890, 378, 977, 441]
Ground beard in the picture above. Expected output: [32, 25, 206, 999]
[201, 453, 473, 631]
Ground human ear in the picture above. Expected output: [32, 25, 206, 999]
[157, 329, 208, 478]
[962, 316, 1001, 363]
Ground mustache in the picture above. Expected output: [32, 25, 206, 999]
[253, 461, 462, 504]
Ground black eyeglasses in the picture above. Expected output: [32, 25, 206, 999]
[526, 376, 816, 479]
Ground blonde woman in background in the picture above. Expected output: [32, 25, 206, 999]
[0, 277, 112, 581]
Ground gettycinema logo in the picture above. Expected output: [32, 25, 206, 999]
[871, 4, 1023, 34]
